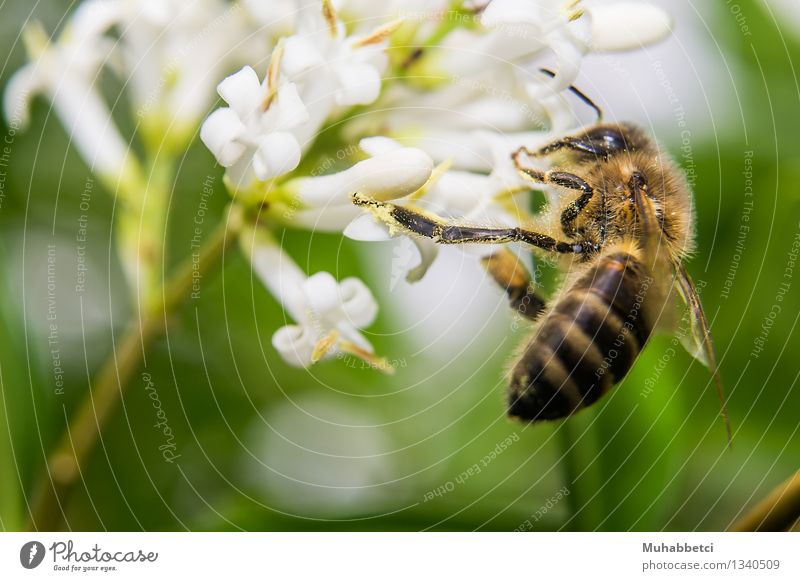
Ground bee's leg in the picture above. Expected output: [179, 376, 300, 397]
[352, 193, 589, 254]
[481, 249, 546, 321]
[511, 151, 595, 238]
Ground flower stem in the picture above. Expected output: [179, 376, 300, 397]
[116, 156, 173, 309]
[731, 469, 800, 531]
[26, 205, 242, 531]
[557, 413, 606, 531]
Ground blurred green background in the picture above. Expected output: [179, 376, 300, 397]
[0, 0, 798, 531]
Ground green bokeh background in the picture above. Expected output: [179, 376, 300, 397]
[0, 0, 798, 531]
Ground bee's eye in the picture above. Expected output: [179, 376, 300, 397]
[584, 127, 628, 153]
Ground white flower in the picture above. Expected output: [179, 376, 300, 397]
[589, 2, 673, 52]
[71, 0, 259, 149]
[3, 20, 136, 184]
[280, 1, 400, 144]
[240, 0, 300, 38]
[286, 143, 433, 231]
[201, 64, 310, 191]
[241, 227, 386, 370]
[344, 133, 536, 281]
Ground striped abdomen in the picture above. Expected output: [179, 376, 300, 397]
[508, 251, 656, 422]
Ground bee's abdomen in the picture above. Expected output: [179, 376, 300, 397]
[508, 252, 654, 422]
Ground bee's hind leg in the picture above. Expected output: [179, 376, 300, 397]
[481, 249, 546, 321]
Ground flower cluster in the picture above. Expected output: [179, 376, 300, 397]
[6, 0, 673, 369]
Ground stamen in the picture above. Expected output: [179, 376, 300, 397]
[340, 340, 395, 374]
[311, 329, 340, 363]
[562, 0, 584, 21]
[262, 39, 285, 111]
[409, 158, 452, 201]
[322, 0, 339, 37]
[351, 19, 404, 49]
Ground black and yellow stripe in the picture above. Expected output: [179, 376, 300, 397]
[508, 252, 654, 421]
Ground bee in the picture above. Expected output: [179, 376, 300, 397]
[352, 88, 731, 441]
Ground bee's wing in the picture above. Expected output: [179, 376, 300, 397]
[673, 263, 714, 369]
[673, 262, 732, 444]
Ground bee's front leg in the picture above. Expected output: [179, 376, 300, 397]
[352, 193, 585, 254]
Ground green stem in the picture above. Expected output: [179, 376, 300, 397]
[116, 157, 173, 309]
[558, 413, 606, 531]
[26, 206, 242, 531]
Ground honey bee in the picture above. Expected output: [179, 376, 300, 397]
[352, 91, 731, 441]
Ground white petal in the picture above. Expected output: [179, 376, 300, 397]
[590, 3, 673, 52]
[343, 214, 393, 241]
[242, 0, 296, 35]
[481, 0, 549, 28]
[217, 66, 263, 119]
[67, 0, 123, 43]
[49, 75, 130, 178]
[252, 131, 302, 179]
[429, 170, 492, 215]
[296, 169, 359, 208]
[292, 204, 361, 232]
[200, 107, 248, 167]
[3, 65, 43, 128]
[536, 92, 576, 133]
[303, 272, 340, 316]
[224, 157, 258, 193]
[272, 82, 310, 130]
[335, 322, 374, 354]
[405, 237, 439, 283]
[402, 129, 494, 172]
[358, 136, 402, 156]
[245, 231, 307, 321]
[339, 277, 378, 328]
[282, 35, 325, 78]
[272, 325, 315, 368]
[298, 147, 433, 206]
[334, 62, 382, 106]
[526, 35, 587, 101]
[352, 147, 433, 201]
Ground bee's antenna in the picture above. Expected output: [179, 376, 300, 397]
[538, 68, 603, 122]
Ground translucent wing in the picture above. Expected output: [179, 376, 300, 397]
[673, 262, 732, 445]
